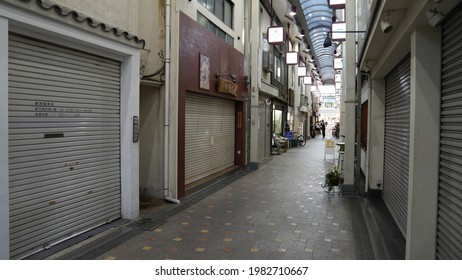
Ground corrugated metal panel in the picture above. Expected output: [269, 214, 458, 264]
[383, 54, 411, 237]
[437, 6, 462, 260]
[8, 34, 121, 259]
[185, 94, 235, 185]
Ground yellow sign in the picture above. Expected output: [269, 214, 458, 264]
[237, 111, 243, 129]
[218, 78, 238, 96]
[325, 139, 335, 148]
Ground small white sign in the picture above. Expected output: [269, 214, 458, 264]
[334, 57, 343, 69]
[304, 76, 312, 85]
[328, 0, 346, 9]
[267, 26, 284, 44]
[286, 51, 299, 65]
[332, 22, 346, 41]
[319, 85, 336, 94]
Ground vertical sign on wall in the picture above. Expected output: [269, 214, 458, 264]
[199, 54, 210, 90]
[133, 116, 139, 143]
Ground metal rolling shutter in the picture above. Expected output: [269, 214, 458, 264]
[8, 34, 121, 259]
[437, 6, 462, 259]
[185, 94, 235, 185]
[383, 54, 411, 237]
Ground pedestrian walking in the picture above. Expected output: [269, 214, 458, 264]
[321, 121, 326, 138]
[335, 122, 340, 139]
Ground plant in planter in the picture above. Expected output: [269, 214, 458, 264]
[324, 165, 344, 192]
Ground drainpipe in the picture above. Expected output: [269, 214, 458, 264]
[355, 68, 362, 195]
[244, 0, 251, 168]
[163, 0, 180, 204]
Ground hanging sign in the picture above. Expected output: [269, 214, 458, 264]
[286, 51, 298, 65]
[334, 57, 343, 69]
[331, 22, 346, 41]
[328, 0, 346, 9]
[267, 26, 284, 44]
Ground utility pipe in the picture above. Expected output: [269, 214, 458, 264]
[163, 0, 180, 205]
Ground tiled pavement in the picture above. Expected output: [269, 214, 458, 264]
[87, 136, 375, 260]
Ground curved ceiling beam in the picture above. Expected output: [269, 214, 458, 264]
[296, 0, 335, 84]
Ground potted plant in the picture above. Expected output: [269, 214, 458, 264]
[324, 165, 344, 193]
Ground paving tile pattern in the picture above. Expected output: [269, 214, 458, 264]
[95, 137, 375, 260]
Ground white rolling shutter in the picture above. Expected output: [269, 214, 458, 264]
[8, 34, 121, 259]
[383, 54, 411, 237]
[185, 94, 235, 185]
[437, 5, 462, 259]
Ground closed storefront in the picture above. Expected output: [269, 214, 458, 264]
[185, 93, 235, 186]
[383, 54, 411, 237]
[8, 34, 121, 259]
[437, 3, 462, 259]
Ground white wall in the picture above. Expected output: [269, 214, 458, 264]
[367, 79, 385, 190]
[260, 3, 272, 85]
[138, 0, 165, 76]
[139, 85, 165, 199]
[342, 0, 356, 186]
[406, 26, 441, 259]
[56, 0, 139, 34]
[136, 0, 166, 200]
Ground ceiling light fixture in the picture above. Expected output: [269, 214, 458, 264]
[296, 30, 306, 41]
[290, 5, 296, 16]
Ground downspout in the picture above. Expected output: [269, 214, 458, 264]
[355, 69, 362, 195]
[244, 0, 251, 168]
[163, 0, 180, 204]
[364, 71, 371, 194]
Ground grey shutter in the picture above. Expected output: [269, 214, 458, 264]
[8, 34, 121, 259]
[437, 5, 462, 259]
[383, 54, 411, 237]
[185, 94, 235, 186]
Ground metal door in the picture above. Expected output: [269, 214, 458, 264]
[8, 34, 121, 259]
[383, 54, 411, 237]
[437, 4, 462, 259]
[185, 94, 235, 185]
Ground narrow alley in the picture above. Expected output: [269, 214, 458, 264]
[50, 136, 375, 260]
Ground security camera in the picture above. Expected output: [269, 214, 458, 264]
[381, 19, 393, 33]
[381, 12, 393, 33]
